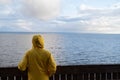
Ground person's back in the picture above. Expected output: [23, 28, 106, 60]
[18, 35, 56, 80]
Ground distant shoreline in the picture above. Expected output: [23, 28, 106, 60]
[0, 32, 120, 35]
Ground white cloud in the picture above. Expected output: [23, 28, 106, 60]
[0, 0, 15, 16]
[77, 3, 120, 33]
[0, 0, 11, 4]
[0, 0, 120, 33]
[80, 4, 97, 10]
[21, 0, 60, 20]
[111, 2, 120, 9]
[51, 3, 120, 33]
[15, 19, 33, 31]
[0, 6, 14, 16]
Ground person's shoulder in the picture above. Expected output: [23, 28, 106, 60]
[42, 49, 51, 55]
[25, 49, 32, 55]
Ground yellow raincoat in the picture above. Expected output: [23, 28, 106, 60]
[18, 35, 56, 80]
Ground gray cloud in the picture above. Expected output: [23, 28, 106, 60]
[21, 0, 60, 20]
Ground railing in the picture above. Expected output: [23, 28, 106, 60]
[1, 64, 120, 80]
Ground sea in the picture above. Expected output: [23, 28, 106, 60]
[0, 32, 120, 67]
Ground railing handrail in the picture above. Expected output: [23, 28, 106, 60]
[1, 64, 120, 73]
[1, 64, 120, 80]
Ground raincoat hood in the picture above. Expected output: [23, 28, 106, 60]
[32, 35, 44, 48]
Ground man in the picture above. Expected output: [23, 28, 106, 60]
[18, 34, 56, 80]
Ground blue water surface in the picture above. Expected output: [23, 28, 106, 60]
[0, 32, 120, 67]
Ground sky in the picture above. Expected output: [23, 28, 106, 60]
[0, 0, 120, 33]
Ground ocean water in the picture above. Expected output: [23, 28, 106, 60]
[0, 32, 120, 67]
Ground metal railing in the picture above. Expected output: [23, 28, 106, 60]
[1, 64, 120, 80]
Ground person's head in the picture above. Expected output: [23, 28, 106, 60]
[32, 34, 44, 49]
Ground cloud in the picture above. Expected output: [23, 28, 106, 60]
[78, 4, 120, 33]
[0, 6, 14, 16]
[50, 3, 120, 33]
[0, 0, 11, 4]
[79, 4, 96, 10]
[111, 2, 120, 9]
[0, 18, 34, 32]
[14, 19, 33, 31]
[0, 0, 120, 33]
[21, 0, 60, 20]
[0, 0, 15, 16]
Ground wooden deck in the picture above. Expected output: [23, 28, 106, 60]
[1, 64, 120, 80]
